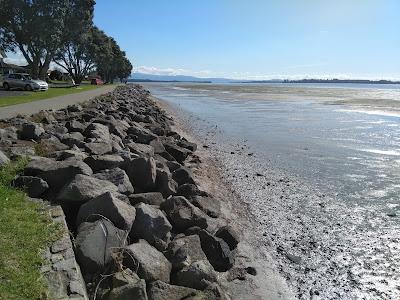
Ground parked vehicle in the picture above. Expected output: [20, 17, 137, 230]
[90, 78, 104, 85]
[2, 73, 48, 91]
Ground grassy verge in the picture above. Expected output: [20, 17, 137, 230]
[0, 158, 61, 299]
[0, 84, 105, 107]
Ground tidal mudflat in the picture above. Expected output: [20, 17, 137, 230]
[147, 82, 400, 299]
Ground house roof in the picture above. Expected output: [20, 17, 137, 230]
[0, 62, 27, 70]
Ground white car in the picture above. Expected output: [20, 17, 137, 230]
[2, 73, 48, 91]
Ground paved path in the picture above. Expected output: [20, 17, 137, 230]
[0, 85, 116, 120]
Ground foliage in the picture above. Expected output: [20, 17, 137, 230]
[0, 158, 61, 299]
[95, 29, 133, 83]
[0, 0, 132, 83]
[53, 0, 96, 84]
[49, 69, 63, 81]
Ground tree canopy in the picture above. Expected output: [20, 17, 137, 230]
[0, 0, 132, 82]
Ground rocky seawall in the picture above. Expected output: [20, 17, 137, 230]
[0, 85, 268, 299]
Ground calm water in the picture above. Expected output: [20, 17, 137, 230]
[144, 82, 400, 298]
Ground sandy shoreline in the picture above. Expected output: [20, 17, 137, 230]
[155, 96, 295, 300]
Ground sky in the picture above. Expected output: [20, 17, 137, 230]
[5, 0, 400, 80]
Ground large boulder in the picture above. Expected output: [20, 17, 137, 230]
[160, 196, 208, 232]
[147, 280, 204, 300]
[24, 157, 92, 191]
[172, 167, 196, 186]
[122, 240, 171, 283]
[56, 174, 119, 203]
[77, 192, 136, 231]
[84, 155, 124, 172]
[20, 123, 45, 140]
[176, 184, 207, 199]
[60, 132, 85, 148]
[198, 230, 234, 272]
[12, 176, 49, 198]
[84, 142, 112, 155]
[166, 235, 208, 271]
[93, 168, 134, 195]
[164, 142, 191, 163]
[127, 123, 157, 144]
[84, 122, 111, 143]
[215, 225, 240, 251]
[102, 269, 148, 300]
[128, 192, 164, 206]
[127, 142, 154, 157]
[130, 203, 172, 251]
[155, 167, 178, 197]
[66, 120, 86, 133]
[75, 219, 128, 275]
[190, 196, 221, 218]
[124, 157, 156, 191]
[172, 260, 217, 290]
[0, 150, 10, 167]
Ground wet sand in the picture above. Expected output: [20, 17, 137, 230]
[151, 85, 400, 300]
[157, 96, 295, 300]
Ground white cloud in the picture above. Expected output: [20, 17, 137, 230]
[3, 51, 27, 65]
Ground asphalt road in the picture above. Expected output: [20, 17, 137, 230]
[0, 85, 116, 120]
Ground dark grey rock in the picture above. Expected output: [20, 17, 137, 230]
[124, 157, 157, 191]
[166, 234, 208, 271]
[84, 122, 111, 143]
[160, 196, 208, 232]
[75, 219, 127, 275]
[130, 203, 172, 251]
[0, 150, 10, 167]
[172, 260, 217, 290]
[9, 145, 36, 159]
[215, 225, 240, 250]
[164, 142, 191, 163]
[93, 168, 134, 195]
[13, 176, 49, 198]
[84, 155, 124, 172]
[84, 142, 112, 155]
[123, 240, 171, 282]
[77, 191, 136, 231]
[66, 120, 86, 133]
[105, 270, 148, 300]
[176, 183, 207, 199]
[127, 142, 154, 157]
[147, 280, 203, 300]
[61, 132, 85, 148]
[127, 123, 157, 144]
[198, 229, 234, 272]
[56, 174, 119, 203]
[25, 157, 93, 191]
[128, 192, 164, 206]
[191, 196, 221, 218]
[20, 123, 45, 140]
[155, 167, 178, 197]
[172, 167, 195, 186]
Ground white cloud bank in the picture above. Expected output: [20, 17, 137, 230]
[134, 65, 400, 81]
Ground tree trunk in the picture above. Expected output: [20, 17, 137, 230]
[39, 54, 51, 80]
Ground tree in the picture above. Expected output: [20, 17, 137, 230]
[0, 0, 94, 80]
[49, 69, 63, 80]
[53, 0, 96, 84]
[95, 32, 132, 83]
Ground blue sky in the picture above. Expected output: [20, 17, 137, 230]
[93, 0, 400, 80]
[6, 1, 400, 80]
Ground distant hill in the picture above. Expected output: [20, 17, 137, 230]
[129, 73, 235, 83]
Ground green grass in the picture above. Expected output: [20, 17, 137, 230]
[0, 158, 61, 300]
[0, 84, 104, 107]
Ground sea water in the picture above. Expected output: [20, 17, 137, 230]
[144, 82, 400, 298]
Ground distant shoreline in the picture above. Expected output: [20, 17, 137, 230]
[129, 78, 400, 85]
